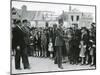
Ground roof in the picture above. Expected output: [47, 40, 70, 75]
[14, 7, 56, 21]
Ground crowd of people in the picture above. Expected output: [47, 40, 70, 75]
[12, 18, 96, 69]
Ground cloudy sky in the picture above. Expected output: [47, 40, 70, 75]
[12, 0, 96, 22]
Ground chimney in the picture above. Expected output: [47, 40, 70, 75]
[69, 5, 71, 12]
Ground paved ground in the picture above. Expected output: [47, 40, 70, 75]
[11, 56, 95, 74]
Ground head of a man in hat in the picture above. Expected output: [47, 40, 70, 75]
[15, 20, 21, 27]
[58, 18, 63, 28]
[91, 22, 96, 28]
[22, 19, 28, 27]
[72, 23, 78, 30]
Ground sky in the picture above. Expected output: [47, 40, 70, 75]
[12, 0, 96, 22]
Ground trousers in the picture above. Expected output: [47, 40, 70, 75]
[55, 46, 62, 67]
[15, 47, 29, 69]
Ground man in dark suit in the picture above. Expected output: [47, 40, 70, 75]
[52, 24, 57, 58]
[72, 24, 81, 64]
[54, 19, 64, 69]
[12, 20, 30, 70]
[45, 22, 50, 57]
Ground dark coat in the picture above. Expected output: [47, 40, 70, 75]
[12, 26, 26, 49]
[52, 29, 57, 46]
[81, 33, 89, 45]
[74, 29, 81, 42]
[34, 35, 41, 47]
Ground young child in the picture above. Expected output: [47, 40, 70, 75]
[79, 40, 86, 65]
[48, 38, 53, 58]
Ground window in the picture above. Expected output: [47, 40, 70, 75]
[76, 15, 79, 21]
[71, 15, 73, 21]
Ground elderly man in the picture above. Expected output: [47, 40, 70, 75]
[12, 20, 30, 70]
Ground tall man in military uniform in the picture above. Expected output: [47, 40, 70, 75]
[54, 19, 64, 69]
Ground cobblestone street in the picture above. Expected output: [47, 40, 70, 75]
[11, 56, 95, 74]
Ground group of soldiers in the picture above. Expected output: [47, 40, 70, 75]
[12, 18, 96, 69]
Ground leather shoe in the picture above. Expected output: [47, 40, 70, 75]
[59, 66, 63, 69]
[16, 68, 21, 70]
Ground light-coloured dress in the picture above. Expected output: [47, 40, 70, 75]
[79, 45, 86, 57]
[48, 42, 53, 52]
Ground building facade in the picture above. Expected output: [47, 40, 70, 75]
[12, 5, 93, 28]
